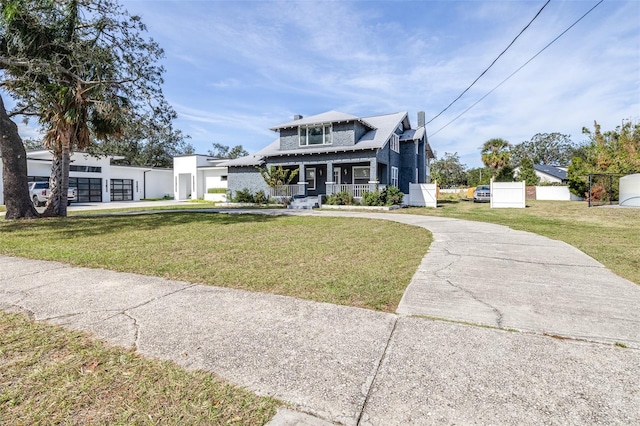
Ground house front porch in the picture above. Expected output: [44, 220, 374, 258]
[266, 159, 388, 198]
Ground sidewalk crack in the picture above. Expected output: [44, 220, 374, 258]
[440, 275, 504, 328]
[122, 311, 140, 350]
[104, 283, 199, 351]
[356, 316, 399, 426]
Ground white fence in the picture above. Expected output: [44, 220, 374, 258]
[326, 183, 385, 197]
[491, 181, 525, 208]
[535, 186, 571, 201]
[270, 185, 304, 198]
[408, 183, 437, 207]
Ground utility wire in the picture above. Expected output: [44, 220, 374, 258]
[429, 0, 604, 138]
[426, 0, 551, 126]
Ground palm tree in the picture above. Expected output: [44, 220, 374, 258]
[481, 138, 511, 177]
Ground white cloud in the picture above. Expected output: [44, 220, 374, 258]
[119, 0, 640, 167]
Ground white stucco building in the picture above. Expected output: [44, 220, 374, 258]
[0, 150, 173, 205]
[173, 154, 228, 200]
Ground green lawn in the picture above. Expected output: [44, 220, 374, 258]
[0, 212, 431, 312]
[0, 311, 281, 425]
[400, 200, 640, 285]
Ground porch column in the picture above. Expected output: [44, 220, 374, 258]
[297, 163, 307, 196]
[369, 159, 378, 192]
[325, 162, 334, 195]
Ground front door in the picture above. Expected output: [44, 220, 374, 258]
[333, 167, 341, 185]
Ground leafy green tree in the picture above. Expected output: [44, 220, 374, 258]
[430, 152, 467, 187]
[494, 164, 514, 182]
[87, 116, 193, 168]
[567, 120, 640, 197]
[209, 143, 249, 159]
[466, 167, 492, 187]
[515, 157, 540, 186]
[511, 133, 576, 167]
[481, 138, 511, 177]
[1, 0, 174, 217]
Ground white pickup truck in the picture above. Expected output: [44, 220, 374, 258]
[29, 182, 77, 207]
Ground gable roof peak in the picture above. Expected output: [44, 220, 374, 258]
[270, 110, 376, 131]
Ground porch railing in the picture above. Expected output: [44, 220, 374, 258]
[269, 184, 304, 198]
[326, 183, 386, 197]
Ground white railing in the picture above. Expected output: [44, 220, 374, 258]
[270, 185, 304, 198]
[326, 183, 386, 197]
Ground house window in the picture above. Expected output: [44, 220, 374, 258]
[306, 167, 316, 190]
[299, 124, 332, 146]
[391, 166, 399, 187]
[353, 166, 370, 185]
[221, 175, 228, 181]
[70, 165, 102, 173]
[390, 134, 399, 153]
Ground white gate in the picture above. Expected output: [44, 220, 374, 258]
[409, 183, 437, 207]
[491, 181, 525, 208]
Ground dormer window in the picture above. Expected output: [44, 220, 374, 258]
[299, 124, 332, 146]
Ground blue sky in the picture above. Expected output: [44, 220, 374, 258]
[19, 1, 640, 168]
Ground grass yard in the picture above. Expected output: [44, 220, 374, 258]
[401, 200, 640, 285]
[0, 311, 280, 425]
[0, 212, 431, 312]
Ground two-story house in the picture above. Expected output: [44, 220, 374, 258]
[223, 110, 434, 200]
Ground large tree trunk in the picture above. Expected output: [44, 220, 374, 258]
[0, 95, 39, 220]
[42, 130, 71, 217]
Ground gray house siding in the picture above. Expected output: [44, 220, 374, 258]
[227, 166, 268, 196]
[332, 122, 356, 147]
[353, 122, 369, 144]
[400, 141, 419, 193]
[279, 128, 299, 151]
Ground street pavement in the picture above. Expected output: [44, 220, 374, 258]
[1, 208, 638, 425]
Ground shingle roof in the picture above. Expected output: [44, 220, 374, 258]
[269, 111, 376, 131]
[534, 164, 567, 180]
[399, 127, 425, 141]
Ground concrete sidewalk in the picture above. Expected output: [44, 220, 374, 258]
[1, 210, 639, 425]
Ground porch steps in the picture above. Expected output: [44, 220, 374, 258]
[287, 195, 319, 210]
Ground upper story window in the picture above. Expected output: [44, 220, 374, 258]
[70, 165, 102, 173]
[390, 134, 400, 153]
[299, 124, 332, 146]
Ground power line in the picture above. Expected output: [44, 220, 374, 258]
[426, 0, 551, 126]
[429, 0, 605, 138]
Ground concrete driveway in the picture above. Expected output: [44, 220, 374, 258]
[1, 209, 638, 425]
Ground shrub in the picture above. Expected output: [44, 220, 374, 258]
[207, 187, 227, 194]
[362, 191, 384, 206]
[382, 186, 404, 205]
[233, 188, 255, 203]
[326, 190, 356, 205]
[254, 190, 269, 204]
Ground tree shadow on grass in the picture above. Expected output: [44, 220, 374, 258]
[0, 211, 280, 239]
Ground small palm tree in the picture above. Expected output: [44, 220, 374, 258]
[258, 165, 299, 187]
[481, 138, 511, 177]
